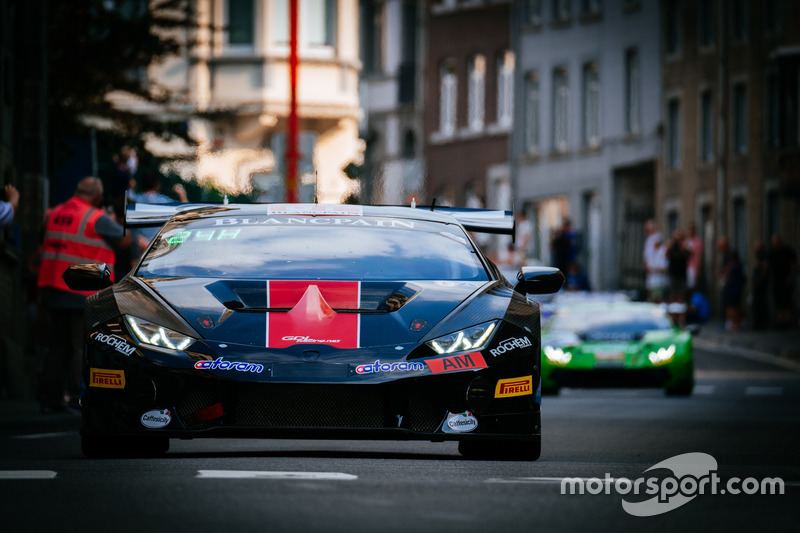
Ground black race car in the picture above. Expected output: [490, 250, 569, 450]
[65, 203, 563, 459]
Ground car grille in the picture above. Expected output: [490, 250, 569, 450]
[172, 378, 456, 433]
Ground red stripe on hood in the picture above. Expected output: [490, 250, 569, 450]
[267, 280, 360, 348]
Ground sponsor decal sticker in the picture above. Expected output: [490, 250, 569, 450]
[89, 368, 125, 389]
[425, 352, 488, 374]
[194, 357, 264, 373]
[92, 332, 136, 356]
[267, 281, 361, 349]
[355, 360, 426, 374]
[489, 336, 532, 357]
[443, 411, 478, 433]
[495, 376, 534, 398]
[141, 409, 171, 429]
[267, 204, 363, 216]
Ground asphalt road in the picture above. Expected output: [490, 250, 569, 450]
[1, 346, 797, 533]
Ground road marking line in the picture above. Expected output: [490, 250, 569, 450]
[196, 470, 357, 480]
[744, 386, 783, 396]
[693, 385, 716, 395]
[486, 477, 574, 484]
[11, 432, 74, 440]
[0, 470, 57, 480]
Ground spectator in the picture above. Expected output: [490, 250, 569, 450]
[685, 222, 702, 291]
[133, 172, 189, 245]
[768, 234, 797, 329]
[645, 233, 668, 303]
[666, 228, 690, 305]
[514, 211, 532, 268]
[642, 219, 660, 300]
[134, 172, 188, 205]
[686, 289, 710, 325]
[0, 184, 20, 227]
[751, 240, 770, 330]
[719, 240, 746, 332]
[551, 217, 577, 274]
[565, 262, 591, 292]
[37, 177, 132, 413]
[110, 146, 138, 203]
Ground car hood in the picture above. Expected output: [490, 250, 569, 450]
[142, 277, 493, 350]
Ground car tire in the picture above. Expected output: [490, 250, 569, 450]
[458, 438, 541, 461]
[82, 435, 170, 458]
[664, 382, 693, 396]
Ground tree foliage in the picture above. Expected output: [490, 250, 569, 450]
[47, 0, 195, 143]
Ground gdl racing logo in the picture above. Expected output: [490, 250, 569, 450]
[560, 452, 785, 516]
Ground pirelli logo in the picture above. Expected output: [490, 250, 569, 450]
[90, 368, 125, 389]
[495, 375, 533, 398]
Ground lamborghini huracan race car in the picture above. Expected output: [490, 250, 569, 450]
[64, 203, 564, 459]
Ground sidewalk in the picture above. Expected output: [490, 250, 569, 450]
[2, 322, 798, 433]
[693, 320, 800, 372]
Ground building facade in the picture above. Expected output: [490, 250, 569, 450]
[510, 0, 662, 292]
[658, 0, 800, 320]
[119, 0, 364, 203]
[357, 0, 426, 205]
[424, 0, 514, 227]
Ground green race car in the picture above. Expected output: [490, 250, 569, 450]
[540, 300, 694, 396]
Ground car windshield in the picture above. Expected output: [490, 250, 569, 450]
[135, 215, 490, 281]
[546, 305, 674, 336]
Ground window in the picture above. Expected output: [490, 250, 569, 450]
[664, 2, 680, 55]
[307, 0, 336, 46]
[553, 0, 571, 22]
[731, 0, 747, 42]
[440, 61, 457, 137]
[359, 0, 383, 74]
[525, 71, 540, 154]
[766, 73, 780, 147]
[667, 98, 681, 169]
[764, 0, 780, 34]
[468, 55, 486, 131]
[497, 50, 515, 127]
[526, 0, 543, 24]
[698, 0, 715, 47]
[700, 90, 714, 162]
[581, 0, 601, 16]
[227, 0, 255, 48]
[273, 0, 336, 48]
[625, 48, 640, 134]
[553, 67, 569, 153]
[583, 62, 600, 147]
[733, 83, 747, 154]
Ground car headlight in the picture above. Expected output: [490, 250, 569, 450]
[125, 315, 195, 352]
[426, 321, 497, 355]
[543, 345, 573, 364]
[648, 344, 676, 365]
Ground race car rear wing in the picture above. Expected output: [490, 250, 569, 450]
[414, 205, 515, 236]
[125, 201, 515, 237]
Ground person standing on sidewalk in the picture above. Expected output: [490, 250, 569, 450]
[0, 184, 20, 227]
[37, 177, 131, 413]
[768, 234, 797, 329]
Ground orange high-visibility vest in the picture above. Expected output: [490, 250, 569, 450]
[38, 197, 116, 295]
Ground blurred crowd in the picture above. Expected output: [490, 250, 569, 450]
[642, 219, 797, 332]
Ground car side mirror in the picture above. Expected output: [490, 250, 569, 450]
[517, 266, 565, 295]
[62, 263, 113, 292]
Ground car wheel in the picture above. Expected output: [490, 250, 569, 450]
[82, 435, 169, 458]
[458, 438, 541, 461]
[664, 382, 693, 396]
